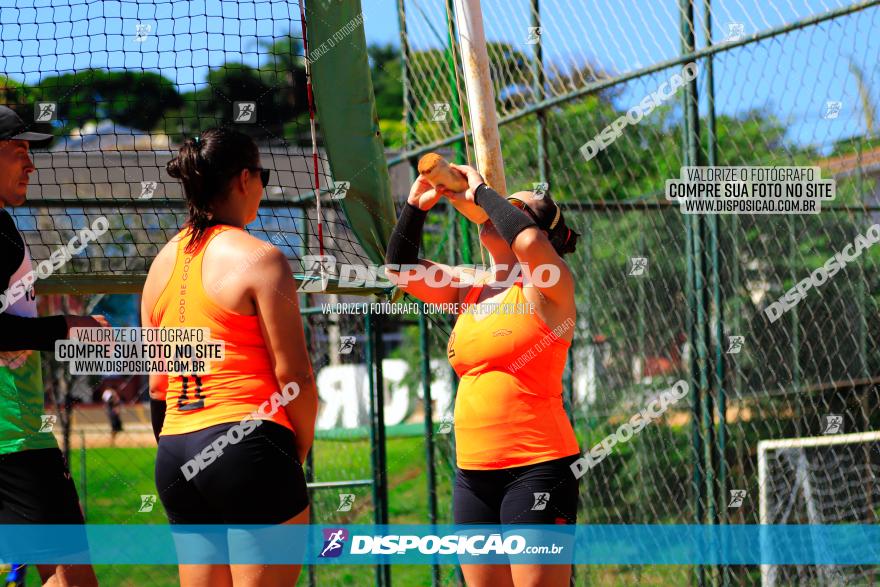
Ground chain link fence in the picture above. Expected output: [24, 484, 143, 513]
[2, 0, 879, 584]
[397, 0, 880, 584]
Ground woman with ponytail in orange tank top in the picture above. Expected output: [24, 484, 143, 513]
[385, 165, 581, 587]
[141, 128, 318, 587]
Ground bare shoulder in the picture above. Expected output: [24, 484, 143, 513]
[210, 229, 289, 277]
[145, 235, 180, 289]
[214, 227, 275, 253]
[154, 234, 181, 265]
[142, 234, 181, 315]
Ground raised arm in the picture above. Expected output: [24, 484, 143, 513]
[384, 176, 475, 306]
[450, 164, 575, 304]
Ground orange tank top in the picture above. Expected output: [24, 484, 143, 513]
[448, 277, 579, 470]
[151, 225, 293, 436]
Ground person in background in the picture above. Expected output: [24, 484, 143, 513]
[101, 387, 123, 447]
[0, 105, 106, 586]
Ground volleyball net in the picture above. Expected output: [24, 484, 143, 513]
[1, 0, 395, 295]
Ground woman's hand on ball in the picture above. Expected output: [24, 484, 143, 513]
[448, 164, 485, 203]
[407, 176, 442, 211]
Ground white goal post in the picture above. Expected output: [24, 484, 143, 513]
[758, 430, 880, 587]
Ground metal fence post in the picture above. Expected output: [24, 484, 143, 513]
[788, 217, 800, 437]
[680, 2, 710, 586]
[393, 11, 440, 583]
[703, 2, 729, 585]
[372, 312, 391, 586]
[419, 309, 441, 586]
[530, 0, 549, 184]
[80, 429, 87, 522]
[365, 314, 382, 587]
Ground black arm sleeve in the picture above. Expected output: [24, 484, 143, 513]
[473, 183, 537, 246]
[150, 398, 166, 442]
[0, 314, 68, 351]
[0, 209, 23, 285]
[384, 201, 428, 266]
[0, 210, 69, 351]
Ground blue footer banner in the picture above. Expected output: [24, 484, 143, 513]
[1, 524, 880, 565]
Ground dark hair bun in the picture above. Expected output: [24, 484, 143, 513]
[166, 129, 259, 252]
[165, 137, 200, 180]
[559, 228, 579, 256]
[165, 156, 182, 179]
[547, 208, 579, 257]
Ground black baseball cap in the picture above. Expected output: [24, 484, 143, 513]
[0, 106, 52, 142]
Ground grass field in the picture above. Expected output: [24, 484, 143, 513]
[16, 430, 699, 586]
[33, 434, 458, 587]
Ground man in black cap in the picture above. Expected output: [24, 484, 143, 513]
[0, 105, 103, 586]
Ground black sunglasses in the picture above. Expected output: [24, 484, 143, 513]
[247, 167, 271, 188]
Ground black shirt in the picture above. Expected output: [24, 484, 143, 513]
[0, 208, 68, 351]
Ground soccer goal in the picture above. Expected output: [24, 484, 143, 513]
[758, 431, 880, 586]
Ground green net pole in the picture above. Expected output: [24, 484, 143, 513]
[636, 214, 646, 554]
[703, 2, 727, 584]
[396, 3, 442, 584]
[416, 189, 441, 587]
[529, 0, 574, 433]
[857, 138, 869, 393]
[419, 312, 440, 515]
[702, 0, 720, 509]
[585, 213, 595, 431]
[531, 0, 549, 184]
[788, 216, 800, 437]
[373, 313, 391, 586]
[440, 74, 464, 583]
[365, 314, 382, 587]
[680, 2, 706, 586]
[857, 141, 875, 538]
[304, 0, 396, 268]
[445, 222, 462, 583]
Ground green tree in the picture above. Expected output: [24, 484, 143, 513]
[168, 63, 301, 140]
[33, 69, 182, 134]
[258, 34, 309, 138]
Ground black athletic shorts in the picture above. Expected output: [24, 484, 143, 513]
[0, 447, 85, 524]
[453, 454, 580, 525]
[155, 420, 309, 524]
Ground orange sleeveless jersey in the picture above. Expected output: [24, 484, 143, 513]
[151, 225, 293, 436]
[448, 277, 579, 470]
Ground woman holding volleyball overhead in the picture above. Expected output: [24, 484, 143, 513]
[142, 127, 318, 587]
[385, 158, 581, 587]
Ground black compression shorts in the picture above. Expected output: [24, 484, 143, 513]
[0, 448, 91, 562]
[453, 454, 580, 525]
[155, 420, 309, 525]
[0, 447, 85, 524]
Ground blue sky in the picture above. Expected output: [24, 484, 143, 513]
[0, 0, 876, 151]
